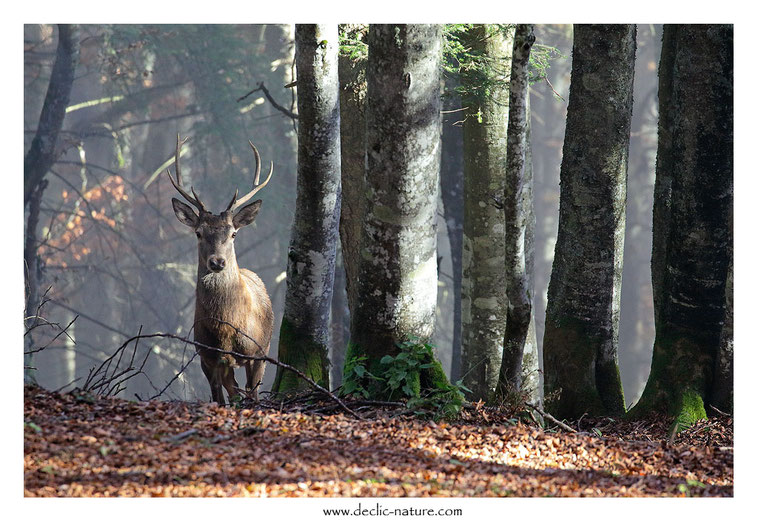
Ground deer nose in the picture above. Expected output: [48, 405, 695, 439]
[208, 256, 226, 272]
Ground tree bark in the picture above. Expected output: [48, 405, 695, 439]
[24, 24, 80, 205]
[329, 244, 349, 388]
[710, 261, 733, 413]
[497, 24, 536, 400]
[631, 24, 733, 425]
[272, 24, 341, 393]
[347, 24, 446, 394]
[439, 80, 464, 383]
[543, 24, 636, 419]
[520, 104, 541, 407]
[460, 25, 514, 402]
[337, 25, 367, 326]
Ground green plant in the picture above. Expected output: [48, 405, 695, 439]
[443, 24, 566, 103]
[382, 340, 470, 420]
[340, 355, 380, 399]
[339, 24, 368, 60]
[340, 340, 470, 420]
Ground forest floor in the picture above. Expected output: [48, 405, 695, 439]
[24, 385, 733, 497]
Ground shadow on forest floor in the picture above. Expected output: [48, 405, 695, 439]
[23, 385, 732, 497]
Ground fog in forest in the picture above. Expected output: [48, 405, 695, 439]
[24, 24, 662, 407]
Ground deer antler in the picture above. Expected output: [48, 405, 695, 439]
[166, 134, 207, 213]
[225, 140, 274, 213]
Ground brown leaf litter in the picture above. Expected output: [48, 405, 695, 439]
[23, 385, 732, 497]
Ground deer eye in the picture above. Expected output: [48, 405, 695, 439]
[195, 230, 201, 238]
[231, 231, 237, 239]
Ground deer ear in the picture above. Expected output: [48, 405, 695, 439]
[172, 198, 199, 228]
[233, 200, 262, 228]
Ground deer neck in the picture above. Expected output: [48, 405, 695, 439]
[196, 253, 244, 303]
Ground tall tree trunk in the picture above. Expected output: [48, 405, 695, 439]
[439, 81, 464, 383]
[460, 25, 514, 402]
[272, 24, 341, 392]
[347, 24, 447, 395]
[24, 24, 80, 205]
[337, 24, 368, 328]
[631, 24, 733, 425]
[520, 103, 541, 407]
[498, 24, 536, 400]
[24, 24, 80, 382]
[543, 24, 636, 419]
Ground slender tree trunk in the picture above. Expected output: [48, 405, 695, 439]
[498, 24, 536, 400]
[272, 24, 341, 392]
[348, 24, 447, 395]
[329, 244, 349, 388]
[24, 24, 80, 205]
[543, 24, 636, 419]
[460, 25, 514, 401]
[24, 180, 48, 383]
[439, 81, 464, 383]
[24, 24, 80, 382]
[337, 25, 367, 325]
[520, 104, 541, 407]
[631, 24, 733, 425]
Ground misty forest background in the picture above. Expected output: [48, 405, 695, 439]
[21, 24, 710, 412]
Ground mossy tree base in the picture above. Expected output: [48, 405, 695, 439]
[628, 330, 714, 429]
[272, 317, 330, 394]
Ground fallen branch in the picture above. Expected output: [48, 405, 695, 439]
[525, 402, 577, 433]
[164, 428, 198, 443]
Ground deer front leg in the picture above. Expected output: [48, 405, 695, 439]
[200, 357, 225, 405]
[220, 365, 241, 406]
[245, 359, 266, 401]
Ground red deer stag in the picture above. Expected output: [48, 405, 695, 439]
[167, 135, 274, 405]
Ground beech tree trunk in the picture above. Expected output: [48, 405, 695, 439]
[543, 24, 636, 419]
[337, 26, 367, 325]
[520, 104, 541, 407]
[347, 24, 447, 394]
[497, 24, 536, 400]
[273, 24, 341, 392]
[631, 24, 733, 425]
[460, 25, 514, 402]
[440, 80, 464, 383]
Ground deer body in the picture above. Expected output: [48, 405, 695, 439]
[167, 135, 274, 405]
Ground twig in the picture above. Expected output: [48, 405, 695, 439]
[544, 75, 565, 101]
[164, 428, 198, 443]
[99, 329, 363, 421]
[147, 351, 198, 401]
[709, 405, 731, 417]
[237, 81, 299, 121]
[525, 402, 577, 433]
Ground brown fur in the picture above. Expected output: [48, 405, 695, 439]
[173, 202, 273, 405]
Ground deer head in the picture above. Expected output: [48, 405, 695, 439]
[167, 135, 274, 276]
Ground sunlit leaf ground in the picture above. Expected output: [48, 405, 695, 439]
[24, 386, 732, 497]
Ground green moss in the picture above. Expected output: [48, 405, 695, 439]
[675, 389, 707, 429]
[628, 328, 712, 427]
[271, 317, 329, 394]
